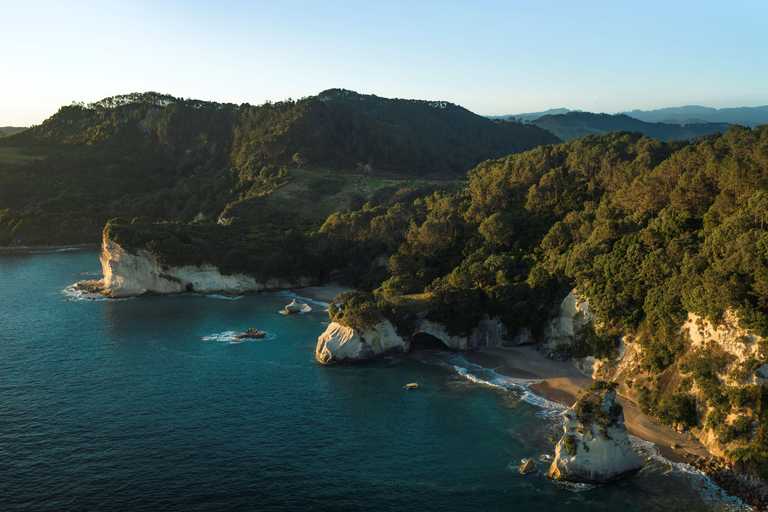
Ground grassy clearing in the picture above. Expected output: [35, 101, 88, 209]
[0, 147, 46, 165]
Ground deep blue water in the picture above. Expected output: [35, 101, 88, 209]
[0, 250, 750, 511]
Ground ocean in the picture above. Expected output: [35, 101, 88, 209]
[0, 249, 750, 511]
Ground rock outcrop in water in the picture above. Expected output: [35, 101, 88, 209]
[284, 299, 307, 314]
[82, 236, 313, 297]
[315, 315, 514, 364]
[547, 383, 642, 483]
[316, 320, 409, 364]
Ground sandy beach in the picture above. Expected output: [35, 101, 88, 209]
[464, 346, 713, 464]
[289, 285, 715, 466]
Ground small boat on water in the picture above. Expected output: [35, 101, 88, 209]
[404, 382, 419, 390]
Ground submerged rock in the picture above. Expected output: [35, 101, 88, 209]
[547, 384, 642, 483]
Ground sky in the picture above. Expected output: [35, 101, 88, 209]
[2, 0, 767, 126]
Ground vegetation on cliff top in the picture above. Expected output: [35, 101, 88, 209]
[0, 90, 557, 246]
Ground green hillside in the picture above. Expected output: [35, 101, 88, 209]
[0, 90, 557, 246]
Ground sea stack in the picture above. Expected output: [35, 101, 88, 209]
[547, 382, 642, 483]
[285, 299, 305, 314]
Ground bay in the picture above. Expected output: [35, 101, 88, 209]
[0, 250, 748, 511]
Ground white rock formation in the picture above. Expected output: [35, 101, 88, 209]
[682, 310, 763, 366]
[545, 289, 594, 341]
[316, 320, 409, 364]
[87, 236, 312, 297]
[416, 317, 510, 351]
[285, 299, 307, 314]
[548, 389, 642, 483]
[315, 315, 512, 364]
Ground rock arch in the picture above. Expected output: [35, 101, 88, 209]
[409, 330, 454, 351]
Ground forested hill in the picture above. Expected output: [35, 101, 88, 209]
[0, 90, 558, 246]
[0, 127, 27, 136]
[314, 89, 560, 170]
[530, 111, 732, 142]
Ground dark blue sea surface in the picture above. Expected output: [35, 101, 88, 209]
[0, 250, 750, 511]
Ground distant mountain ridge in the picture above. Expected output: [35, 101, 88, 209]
[621, 105, 768, 127]
[0, 127, 27, 136]
[487, 108, 572, 123]
[529, 111, 732, 142]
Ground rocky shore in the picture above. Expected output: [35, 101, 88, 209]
[688, 456, 768, 511]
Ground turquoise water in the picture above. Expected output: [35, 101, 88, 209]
[0, 250, 749, 511]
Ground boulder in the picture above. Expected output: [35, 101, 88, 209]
[547, 386, 642, 483]
[235, 328, 267, 339]
[519, 459, 535, 474]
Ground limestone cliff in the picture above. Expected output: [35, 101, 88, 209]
[417, 317, 513, 351]
[559, 288, 767, 462]
[548, 387, 642, 483]
[316, 320, 409, 364]
[315, 315, 512, 364]
[84, 236, 314, 297]
[540, 289, 594, 359]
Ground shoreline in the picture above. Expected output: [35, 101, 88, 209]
[0, 244, 99, 253]
[288, 283, 354, 304]
[463, 346, 713, 465]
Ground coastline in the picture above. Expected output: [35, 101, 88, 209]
[288, 283, 354, 304]
[0, 244, 99, 253]
[463, 346, 713, 465]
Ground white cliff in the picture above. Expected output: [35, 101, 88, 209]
[540, 289, 594, 359]
[316, 320, 409, 364]
[86, 237, 313, 297]
[548, 388, 642, 483]
[315, 315, 512, 364]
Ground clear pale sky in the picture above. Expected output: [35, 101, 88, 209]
[2, 0, 767, 126]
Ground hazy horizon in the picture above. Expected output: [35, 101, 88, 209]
[3, 0, 767, 126]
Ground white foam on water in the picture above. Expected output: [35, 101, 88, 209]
[277, 302, 313, 315]
[277, 290, 330, 310]
[449, 354, 752, 509]
[61, 282, 126, 302]
[199, 294, 245, 300]
[202, 330, 277, 344]
[449, 358, 567, 418]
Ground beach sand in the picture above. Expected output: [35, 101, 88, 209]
[464, 346, 713, 464]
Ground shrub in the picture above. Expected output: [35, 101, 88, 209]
[563, 435, 578, 456]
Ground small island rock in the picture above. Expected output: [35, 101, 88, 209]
[235, 328, 267, 339]
[285, 299, 305, 314]
[547, 383, 642, 483]
[519, 459, 535, 474]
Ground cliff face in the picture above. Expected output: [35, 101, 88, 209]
[315, 316, 512, 364]
[540, 289, 594, 359]
[316, 320, 409, 364]
[88, 236, 313, 297]
[547, 388, 642, 483]
[565, 290, 767, 461]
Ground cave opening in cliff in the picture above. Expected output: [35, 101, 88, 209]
[409, 331, 453, 352]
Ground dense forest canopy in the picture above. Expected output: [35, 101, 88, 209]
[0, 90, 557, 246]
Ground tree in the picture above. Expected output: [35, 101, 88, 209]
[478, 212, 514, 251]
[292, 150, 308, 169]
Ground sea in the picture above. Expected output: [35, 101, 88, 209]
[0, 249, 751, 511]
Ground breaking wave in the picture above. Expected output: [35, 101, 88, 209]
[202, 330, 278, 344]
